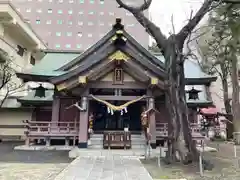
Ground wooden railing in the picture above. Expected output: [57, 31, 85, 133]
[156, 123, 204, 140]
[103, 131, 131, 149]
[23, 120, 79, 137]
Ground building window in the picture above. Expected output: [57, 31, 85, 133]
[68, 10, 73, 14]
[65, 44, 71, 48]
[68, 21, 73, 25]
[89, 11, 94, 15]
[30, 56, 35, 65]
[90, 0, 94, 4]
[55, 44, 61, 48]
[37, 9, 42, 13]
[36, 19, 40, 24]
[109, 12, 114, 16]
[79, 0, 84, 3]
[46, 20, 52, 24]
[77, 32, 82, 37]
[69, 0, 74, 3]
[26, 8, 31, 13]
[56, 32, 61, 36]
[57, 20, 63, 24]
[76, 44, 82, 49]
[79, 11, 84, 15]
[99, 12, 104, 15]
[48, 9, 52, 13]
[88, 22, 93, 26]
[17, 45, 25, 57]
[127, 24, 134, 27]
[100, 0, 104, 4]
[99, 22, 104, 26]
[67, 32, 72, 36]
[88, 34, 92, 37]
[59, 0, 63, 3]
[78, 21, 83, 25]
[58, 10, 63, 14]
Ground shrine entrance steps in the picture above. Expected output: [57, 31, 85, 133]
[89, 133, 145, 149]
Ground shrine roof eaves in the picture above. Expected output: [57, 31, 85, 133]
[16, 52, 80, 81]
[17, 90, 53, 105]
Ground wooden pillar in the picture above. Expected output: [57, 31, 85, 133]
[51, 96, 60, 126]
[148, 97, 157, 149]
[78, 96, 89, 148]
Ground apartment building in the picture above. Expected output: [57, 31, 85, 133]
[10, 0, 149, 50]
[0, 2, 46, 140]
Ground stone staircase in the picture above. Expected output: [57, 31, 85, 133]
[89, 133, 146, 149]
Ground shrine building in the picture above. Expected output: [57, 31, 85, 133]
[15, 19, 217, 149]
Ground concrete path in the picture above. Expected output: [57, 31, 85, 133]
[54, 156, 153, 180]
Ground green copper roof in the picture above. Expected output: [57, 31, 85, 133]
[25, 52, 80, 76]
[23, 51, 213, 80]
[154, 54, 214, 79]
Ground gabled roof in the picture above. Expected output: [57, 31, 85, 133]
[16, 18, 216, 86]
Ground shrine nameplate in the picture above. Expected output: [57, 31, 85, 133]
[103, 131, 131, 149]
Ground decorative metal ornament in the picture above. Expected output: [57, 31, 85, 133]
[108, 50, 129, 61]
[56, 83, 66, 91]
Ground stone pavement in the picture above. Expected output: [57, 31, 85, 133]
[54, 156, 153, 180]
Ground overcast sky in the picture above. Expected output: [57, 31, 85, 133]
[149, 0, 204, 36]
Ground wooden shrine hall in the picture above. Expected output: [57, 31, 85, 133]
[17, 18, 217, 149]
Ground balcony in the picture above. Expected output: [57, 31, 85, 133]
[23, 120, 79, 138]
[0, 37, 28, 72]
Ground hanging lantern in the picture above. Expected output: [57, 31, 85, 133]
[186, 87, 202, 100]
[34, 84, 46, 98]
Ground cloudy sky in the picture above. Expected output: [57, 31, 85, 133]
[149, 0, 204, 36]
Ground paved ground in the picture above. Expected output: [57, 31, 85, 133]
[55, 156, 153, 180]
[142, 141, 240, 180]
[2, 141, 240, 180]
[0, 142, 72, 180]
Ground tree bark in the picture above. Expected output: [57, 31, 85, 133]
[220, 63, 232, 114]
[115, 0, 214, 164]
[164, 36, 199, 163]
[220, 63, 233, 139]
[231, 54, 240, 143]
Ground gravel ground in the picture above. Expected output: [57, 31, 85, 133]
[0, 142, 72, 180]
[142, 142, 240, 180]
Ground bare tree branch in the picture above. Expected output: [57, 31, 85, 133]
[177, 0, 215, 44]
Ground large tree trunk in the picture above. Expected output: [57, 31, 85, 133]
[164, 37, 199, 163]
[220, 63, 232, 114]
[220, 63, 233, 138]
[231, 54, 240, 143]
